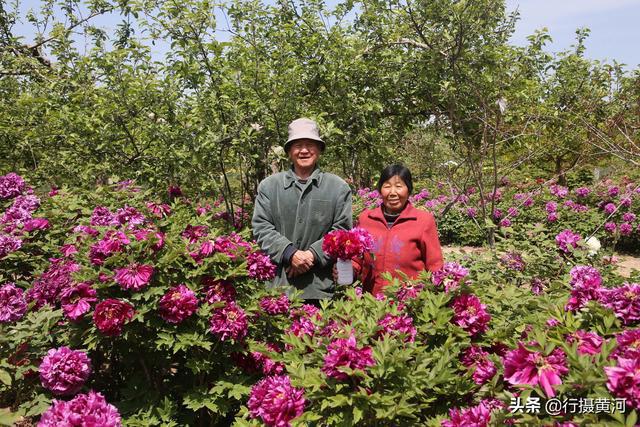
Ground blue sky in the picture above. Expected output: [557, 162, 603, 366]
[13, 0, 640, 68]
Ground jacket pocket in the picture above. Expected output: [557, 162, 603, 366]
[309, 199, 332, 228]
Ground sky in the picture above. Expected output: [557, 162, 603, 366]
[12, 0, 640, 69]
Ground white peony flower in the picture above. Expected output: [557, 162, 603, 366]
[585, 236, 601, 256]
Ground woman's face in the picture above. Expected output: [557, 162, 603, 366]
[380, 175, 410, 214]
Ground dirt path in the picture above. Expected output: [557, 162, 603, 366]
[441, 245, 640, 279]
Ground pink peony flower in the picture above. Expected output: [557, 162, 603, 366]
[322, 334, 376, 380]
[247, 375, 305, 427]
[0, 282, 27, 323]
[39, 347, 92, 395]
[575, 187, 590, 198]
[0, 233, 22, 259]
[503, 342, 568, 397]
[603, 202, 617, 215]
[322, 227, 375, 260]
[377, 313, 417, 343]
[604, 222, 617, 233]
[604, 357, 640, 409]
[26, 259, 80, 309]
[451, 294, 491, 336]
[432, 262, 469, 292]
[60, 282, 97, 321]
[555, 229, 581, 253]
[612, 329, 640, 359]
[23, 217, 50, 232]
[114, 264, 154, 291]
[90, 206, 117, 226]
[260, 295, 290, 315]
[0, 173, 25, 199]
[247, 251, 277, 281]
[599, 283, 640, 325]
[38, 390, 121, 426]
[619, 222, 633, 236]
[202, 277, 237, 303]
[158, 284, 199, 324]
[88, 230, 130, 265]
[397, 281, 425, 301]
[442, 401, 492, 427]
[567, 330, 603, 356]
[209, 302, 248, 341]
[460, 346, 497, 385]
[93, 299, 135, 336]
[565, 266, 603, 311]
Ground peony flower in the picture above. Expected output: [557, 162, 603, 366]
[432, 262, 469, 292]
[555, 229, 581, 253]
[612, 329, 640, 360]
[451, 294, 491, 336]
[260, 295, 290, 315]
[603, 203, 616, 215]
[60, 282, 98, 321]
[146, 201, 171, 218]
[507, 207, 519, 217]
[247, 375, 305, 427]
[0, 282, 27, 323]
[0, 233, 22, 259]
[114, 264, 154, 291]
[397, 281, 425, 301]
[575, 187, 590, 198]
[287, 305, 321, 337]
[26, 259, 80, 309]
[547, 212, 558, 222]
[23, 217, 50, 232]
[604, 222, 617, 233]
[503, 342, 568, 397]
[466, 207, 477, 218]
[168, 184, 182, 198]
[565, 266, 603, 312]
[500, 252, 525, 271]
[114, 205, 145, 227]
[545, 201, 558, 213]
[377, 313, 417, 343]
[322, 334, 376, 380]
[567, 330, 603, 356]
[181, 224, 209, 243]
[0, 172, 25, 199]
[605, 357, 640, 409]
[202, 277, 236, 303]
[499, 218, 512, 227]
[608, 186, 620, 197]
[88, 230, 130, 265]
[39, 347, 92, 395]
[584, 236, 601, 256]
[442, 401, 492, 427]
[90, 206, 117, 226]
[619, 222, 633, 236]
[93, 299, 135, 336]
[322, 228, 375, 260]
[622, 212, 637, 223]
[599, 283, 640, 325]
[158, 284, 199, 324]
[247, 251, 277, 281]
[209, 302, 248, 341]
[38, 390, 121, 426]
[460, 346, 497, 385]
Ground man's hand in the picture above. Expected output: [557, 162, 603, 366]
[286, 250, 315, 278]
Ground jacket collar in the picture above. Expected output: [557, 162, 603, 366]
[368, 201, 418, 224]
[283, 165, 322, 189]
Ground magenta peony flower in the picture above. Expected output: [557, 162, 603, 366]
[397, 281, 425, 301]
[442, 401, 492, 427]
[88, 230, 130, 265]
[0, 282, 27, 323]
[114, 264, 154, 291]
[432, 262, 469, 292]
[93, 299, 135, 336]
[322, 227, 375, 260]
[1, 194, 40, 226]
[60, 282, 97, 321]
[547, 212, 558, 222]
[603, 202, 617, 215]
[503, 342, 568, 397]
[567, 330, 603, 356]
[181, 224, 209, 243]
[565, 266, 603, 312]
[287, 304, 321, 337]
[451, 294, 491, 336]
[377, 313, 417, 343]
[114, 205, 145, 227]
[90, 206, 117, 226]
[202, 277, 237, 303]
[0, 233, 22, 259]
[260, 295, 290, 315]
[555, 229, 581, 253]
[247, 251, 277, 281]
[23, 217, 50, 232]
[604, 357, 640, 409]
[247, 375, 305, 427]
[460, 346, 497, 385]
[492, 208, 503, 220]
[39, 347, 92, 395]
[550, 184, 568, 198]
[38, 390, 121, 426]
[0, 173, 25, 199]
[466, 207, 477, 218]
[213, 233, 252, 258]
[499, 218, 512, 227]
[575, 187, 590, 197]
[322, 334, 376, 380]
[158, 284, 199, 324]
[146, 201, 171, 218]
[500, 251, 525, 271]
[507, 207, 519, 217]
[608, 186, 620, 197]
[26, 259, 80, 309]
[209, 302, 248, 341]
[619, 222, 633, 236]
[545, 201, 558, 213]
[612, 329, 640, 359]
[168, 184, 182, 198]
[599, 283, 640, 325]
[59, 244, 78, 258]
[623, 212, 637, 223]
[604, 222, 617, 233]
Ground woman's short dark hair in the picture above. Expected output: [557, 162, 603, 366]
[377, 164, 413, 194]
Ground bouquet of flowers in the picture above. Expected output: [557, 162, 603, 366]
[322, 228, 374, 284]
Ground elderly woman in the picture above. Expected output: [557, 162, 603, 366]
[354, 164, 444, 296]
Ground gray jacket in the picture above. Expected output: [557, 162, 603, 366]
[252, 167, 352, 299]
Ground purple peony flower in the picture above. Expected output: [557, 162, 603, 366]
[575, 187, 590, 198]
[0, 233, 22, 259]
[503, 342, 568, 397]
[442, 401, 492, 427]
[599, 283, 640, 325]
[114, 205, 145, 227]
[0, 173, 25, 199]
[451, 294, 491, 336]
[26, 259, 80, 309]
[202, 277, 237, 303]
[466, 207, 477, 218]
[567, 330, 603, 356]
[604, 203, 617, 215]
[247, 375, 305, 427]
[547, 212, 558, 222]
[604, 222, 617, 233]
[60, 282, 97, 321]
[90, 206, 117, 226]
[460, 345, 497, 385]
[397, 282, 425, 301]
[507, 207, 519, 217]
[623, 212, 637, 223]
[39, 347, 92, 395]
[545, 201, 557, 213]
[432, 262, 469, 292]
[500, 251, 525, 271]
[88, 230, 130, 265]
[287, 305, 321, 337]
[565, 266, 603, 311]
[0, 282, 27, 323]
[619, 222, 633, 236]
[38, 390, 121, 426]
[247, 251, 277, 281]
[322, 334, 376, 380]
[605, 357, 640, 409]
[93, 299, 135, 336]
[499, 218, 512, 227]
[114, 264, 154, 291]
[23, 217, 50, 232]
[259, 295, 290, 315]
[555, 229, 581, 253]
[608, 186, 620, 197]
[159, 284, 199, 324]
[377, 313, 417, 342]
[612, 330, 640, 360]
[209, 302, 248, 341]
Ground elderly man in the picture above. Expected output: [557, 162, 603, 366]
[252, 118, 352, 302]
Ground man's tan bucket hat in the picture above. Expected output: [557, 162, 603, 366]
[285, 118, 325, 152]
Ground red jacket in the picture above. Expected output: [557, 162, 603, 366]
[355, 203, 444, 296]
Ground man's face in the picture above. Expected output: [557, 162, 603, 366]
[288, 139, 321, 170]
